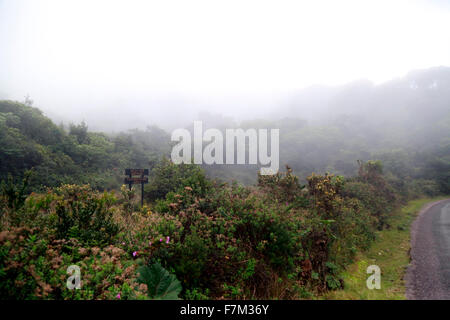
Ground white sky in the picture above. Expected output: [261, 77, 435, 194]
[0, 0, 450, 127]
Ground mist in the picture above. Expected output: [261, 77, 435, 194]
[1, 0, 450, 132]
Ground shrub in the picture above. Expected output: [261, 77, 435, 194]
[145, 157, 211, 202]
[54, 184, 119, 246]
[1, 171, 32, 209]
[0, 227, 147, 300]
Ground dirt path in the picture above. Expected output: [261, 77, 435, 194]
[405, 199, 450, 299]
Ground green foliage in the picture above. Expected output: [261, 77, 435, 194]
[183, 287, 210, 300]
[426, 142, 450, 194]
[0, 229, 147, 300]
[137, 262, 182, 300]
[145, 168, 383, 298]
[1, 170, 32, 210]
[120, 184, 138, 216]
[0, 100, 170, 191]
[145, 157, 211, 203]
[257, 165, 303, 203]
[54, 184, 119, 246]
[69, 121, 89, 144]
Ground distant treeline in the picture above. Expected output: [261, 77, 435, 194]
[0, 67, 449, 195]
[0, 100, 171, 190]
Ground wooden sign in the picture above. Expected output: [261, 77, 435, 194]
[124, 168, 149, 207]
[124, 177, 149, 184]
[125, 169, 149, 176]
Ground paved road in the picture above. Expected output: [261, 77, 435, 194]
[406, 199, 450, 299]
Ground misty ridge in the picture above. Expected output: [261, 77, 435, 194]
[13, 65, 450, 136]
[44, 66, 450, 158]
[1, 66, 448, 186]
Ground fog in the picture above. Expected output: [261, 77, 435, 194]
[1, 0, 450, 131]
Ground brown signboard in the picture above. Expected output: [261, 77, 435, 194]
[124, 177, 149, 184]
[125, 169, 149, 176]
[124, 168, 149, 207]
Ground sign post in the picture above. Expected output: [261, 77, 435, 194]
[124, 169, 149, 207]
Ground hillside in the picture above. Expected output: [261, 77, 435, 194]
[1, 67, 450, 193]
[0, 100, 170, 190]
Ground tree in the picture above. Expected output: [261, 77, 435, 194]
[69, 121, 89, 144]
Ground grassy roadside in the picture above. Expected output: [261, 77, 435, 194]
[322, 196, 448, 300]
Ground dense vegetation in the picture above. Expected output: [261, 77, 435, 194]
[0, 67, 449, 299]
[1, 159, 433, 299]
[0, 100, 171, 191]
[203, 68, 450, 189]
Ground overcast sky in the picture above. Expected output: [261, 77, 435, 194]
[1, 0, 450, 130]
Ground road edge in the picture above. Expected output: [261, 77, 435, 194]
[405, 198, 450, 300]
